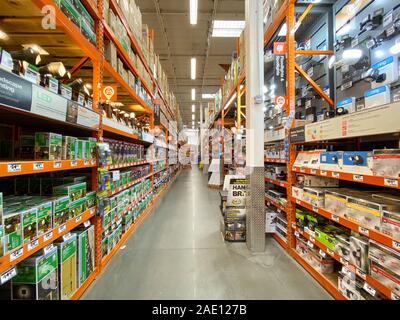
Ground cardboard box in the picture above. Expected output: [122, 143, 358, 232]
[21, 207, 38, 243]
[324, 189, 350, 217]
[370, 259, 400, 295]
[381, 209, 400, 240]
[303, 187, 325, 207]
[12, 245, 59, 300]
[34, 132, 62, 160]
[55, 234, 77, 300]
[52, 196, 70, 228]
[368, 240, 400, 276]
[69, 198, 86, 218]
[36, 200, 53, 236]
[62, 136, 77, 160]
[349, 236, 369, 272]
[292, 186, 304, 200]
[73, 226, 95, 287]
[296, 174, 338, 187]
[342, 151, 373, 175]
[53, 182, 87, 202]
[372, 149, 400, 179]
[320, 151, 344, 171]
[3, 209, 22, 253]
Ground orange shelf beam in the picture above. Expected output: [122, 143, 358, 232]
[0, 207, 96, 274]
[265, 177, 288, 189]
[107, 161, 149, 171]
[0, 159, 97, 178]
[71, 267, 99, 300]
[108, 173, 153, 197]
[272, 233, 288, 250]
[264, 157, 287, 164]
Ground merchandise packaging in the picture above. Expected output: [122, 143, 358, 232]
[296, 237, 334, 274]
[292, 186, 304, 200]
[22, 64, 39, 84]
[60, 84, 72, 100]
[368, 240, 400, 276]
[12, 245, 59, 300]
[370, 56, 398, 89]
[338, 271, 362, 300]
[265, 210, 277, 233]
[36, 200, 53, 236]
[372, 149, 400, 179]
[320, 151, 344, 171]
[62, 136, 77, 160]
[307, 150, 325, 169]
[21, 207, 38, 243]
[370, 259, 400, 295]
[364, 85, 391, 109]
[342, 151, 373, 175]
[324, 189, 350, 217]
[73, 225, 95, 287]
[69, 198, 86, 218]
[3, 209, 22, 253]
[52, 196, 70, 228]
[349, 235, 369, 272]
[295, 209, 306, 228]
[85, 191, 96, 210]
[335, 234, 351, 261]
[34, 132, 62, 160]
[303, 187, 325, 207]
[336, 97, 356, 114]
[19, 135, 35, 159]
[0, 193, 3, 257]
[0, 47, 13, 72]
[296, 174, 339, 187]
[381, 209, 400, 240]
[76, 140, 85, 160]
[55, 233, 77, 300]
[315, 225, 348, 251]
[53, 182, 87, 202]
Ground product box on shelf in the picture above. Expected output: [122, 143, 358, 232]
[324, 189, 351, 217]
[69, 197, 86, 218]
[34, 132, 62, 161]
[62, 136, 77, 160]
[308, 150, 325, 169]
[315, 225, 348, 251]
[364, 85, 391, 110]
[75, 140, 85, 160]
[265, 209, 277, 233]
[349, 235, 369, 272]
[370, 259, 400, 295]
[85, 191, 96, 210]
[0, 193, 3, 257]
[303, 187, 325, 207]
[292, 186, 304, 200]
[335, 234, 351, 261]
[320, 151, 344, 171]
[295, 209, 306, 228]
[372, 149, 400, 179]
[338, 270, 362, 300]
[297, 174, 339, 187]
[3, 209, 22, 254]
[12, 245, 59, 300]
[60, 84, 72, 100]
[381, 209, 400, 240]
[53, 182, 87, 202]
[36, 200, 53, 236]
[368, 240, 400, 276]
[296, 237, 334, 274]
[73, 225, 95, 287]
[342, 151, 373, 175]
[337, 98, 356, 114]
[21, 207, 38, 243]
[52, 196, 70, 228]
[55, 233, 77, 300]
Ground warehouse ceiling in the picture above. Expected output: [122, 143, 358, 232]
[136, 0, 245, 128]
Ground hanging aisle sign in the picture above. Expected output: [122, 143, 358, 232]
[227, 178, 247, 207]
[101, 85, 117, 102]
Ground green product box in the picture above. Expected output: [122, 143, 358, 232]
[110, 196, 117, 209]
[52, 196, 70, 228]
[55, 234, 77, 300]
[21, 207, 38, 243]
[121, 172, 127, 185]
[12, 245, 59, 300]
[36, 201, 53, 236]
[122, 214, 132, 233]
[117, 205, 124, 216]
[314, 225, 346, 251]
[83, 137, 97, 160]
[69, 198, 86, 218]
[102, 211, 111, 229]
[3, 209, 22, 253]
[74, 0, 94, 27]
[80, 17, 96, 44]
[59, 0, 81, 27]
[72, 226, 95, 287]
[83, 141, 90, 160]
[110, 208, 116, 222]
[34, 132, 63, 160]
[85, 191, 96, 209]
[75, 140, 85, 160]
[53, 182, 87, 202]
[101, 237, 108, 257]
[62, 136, 77, 160]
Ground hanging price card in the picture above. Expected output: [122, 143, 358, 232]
[312, 206, 319, 213]
[27, 239, 39, 252]
[7, 163, 21, 173]
[310, 169, 317, 175]
[307, 240, 314, 248]
[0, 267, 17, 285]
[358, 226, 369, 236]
[363, 283, 376, 296]
[296, 199, 301, 205]
[356, 268, 366, 280]
[295, 231, 300, 238]
[63, 233, 73, 242]
[384, 178, 398, 188]
[54, 161, 62, 169]
[84, 221, 91, 228]
[319, 249, 326, 258]
[300, 168, 306, 173]
[84, 160, 89, 166]
[43, 244, 55, 255]
[353, 174, 363, 182]
[9, 248, 23, 261]
[327, 248, 335, 256]
[33, 162, 44, 171]
[309, 236, 315, 243]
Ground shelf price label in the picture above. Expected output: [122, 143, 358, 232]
[43, 244, 55, 255]
[58, 224, 66, 233]
[310, 169, 317, 175]
[84, 221, 91, 228]
[0, 267, 17, 285]
[353, 174, 364, 182]
[358, 226, 369, 236]
[309, 236, 315, 243]
[320, 170, 327, 176]
[7, 163, 21, 173]
[27, 239, 39, 252]
[277, 209, 281, 213]
[9, 248, 24, 262]
[33, 162, 44, 171]
[340, 257, 349, 266]
[393, 240, 400, 251]
[280, 182, 285, 187]
[331, 214, 340, 222]
[70, 160, 77, 167]
[295, 231, 300, 238]
[384, 178, 398, 188]
[300, 168, 306, 173]
[392, 292, 400, 300]
[307, 240, 314, 248]
[332, 172, 340, 179]
[91, 159, 96, 165]
[296, 199, 301, 205]
[356, 268, 366, 280]
[84, 160, 89, 166]
[76, 215, 82, 223]
[363, 283, 376, 297]
[54, 161, 62, 169]
[44, 231, 53, 242]
[319, 249, 326, 258]
[327, 248, 335, 256]
[63, 233, 73, 242]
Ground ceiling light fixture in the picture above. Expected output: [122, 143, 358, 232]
[191, 88, 196, 100]
[191, 57, 196, 80]
[22, 44, 49, 55]
[11, 48, 42, 65]
[192, 114, 195, 120]
[192, 104, 195, 112]
[212, 20, 246, 38]
[202, 93, 215, 99]
[0, 30, 9, 40]
[190, 0, 198, 25]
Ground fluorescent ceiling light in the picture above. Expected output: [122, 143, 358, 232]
[191, 58, 196, 80]
[342, 49, 362, 64]
[192, 114, 195, 120]
[202, 93, 215, 99]
[192, 104, 195, 112]
[190, 0, 198, 25]
[191, 88, 196, 101]
[278, 23, 287, 36]
[263, 85, 268, 93]
[212, 20, 245, 38]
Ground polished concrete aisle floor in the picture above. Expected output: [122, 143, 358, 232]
[83, 169, 332, 300]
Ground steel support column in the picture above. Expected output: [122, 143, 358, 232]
[245, 0, 265, 252]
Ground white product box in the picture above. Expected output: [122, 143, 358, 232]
[297, 174, 339, 187]
[324, 189, 349, 217]
[364, 85, 391, 109]
[265, 210, 277, 233]
[372, 149, 400, 179]
[303, 187, 325, 207]
[337, 97, 356, 113]
[320, 151, 344, 171]
[371, 56, 398, 89]
[292, 186, 304, 200]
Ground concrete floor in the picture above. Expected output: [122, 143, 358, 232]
[82, 169, 332, 300]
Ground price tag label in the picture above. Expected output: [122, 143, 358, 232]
[9, 248, 23, 261]
[54, 161, 62, 169]
[295, 231, 300, 238]
[44, 244, 55, 255]
[7, 163, 21, 173]
[392, 292, 400, 300]
[76, 215, 82, 223]
[353, 174, 363, 182]
[340, 257, 349, 266]
[84, 221, 91, 228]
[280, 182, 285, 187]
[363, 283, 376, 296]
[292, 223, 297, 229]
[44, 231, 53, 242]
[33, 162, 44, 171]
[319, 249, 326, 258]
[0, 267, 17, 284]
[320, 170, 327, 176]
[327, 248, 334, 256]
[296, 199, 301, 205]
[392, 240, 400, 251]
[331, 214, 340, 222]
[27, 239, 39, 252]
[309, 236, 315, 243]
[277, 209, 281, 214]
[110, 165, 114, 169]
[58, 224, 66, 233]
[351, 38, 359, 48]
[307, 240, 314, 248]
[63, 233, 73, 242]
[310, 169, 317, 175]
[332, 172, 340, 178]
[384, 178, 398, 188]
[312, 206, 319, 213]
[91, 159, 96, 165]
[356, 268, 366, 280]
[300, 168, 306, 173]
[358, 226, 369, 236]
[70, 160, 77, 167]
[84, 160, 89, 166]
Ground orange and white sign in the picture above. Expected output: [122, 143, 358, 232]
[274, 95, 287, 109]
[273, 42, 287, 55]
[102, 85, 117, 102]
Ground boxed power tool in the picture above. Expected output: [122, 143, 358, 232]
[296, 174, 338, 187]
[3, 209, 22, 253]
[320, 151, 344, 171]
[324, 189, 351, 217]
[342, 151, 373, 175]
[372, 149, 400, 178]
[335, 233, 351, 261]
[336, 98, 356, 114]
[55, 233, 77, 300]
[370, 259, 400, 296]
[34, 132, 63, 161]
[85, 191, 96, 209]
[338, 268, 363, 300]
[36, 200, 53, 236]
[381, 209, 400, 240]
[12, 245, 59, 300]
[73, 225, 95, 287]
[53, 182, 87, 202]
[303, 187, 325, 207]
[364, 85, 391, 109]
[69, 197, 86, 218]
[62, 136, 77, 160]
[349, 235, 369, 272]
[296, 237, 334, 274]
[368, 240, 400, 275]
[21, 207, 38, 243]
[292, 186, 304, 200]
[52, 196, 70, 228]
[315, 225, 348, 251]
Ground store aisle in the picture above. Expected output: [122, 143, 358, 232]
[82, 169, 332, 300]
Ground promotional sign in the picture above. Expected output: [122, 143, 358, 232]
[273, 42, 287, 55]
[274, 95, 287, 110]
[274, 55, 286, 105]
[227, 178, 247, 207]
[290, 126, 306, 143]
[31, 85, 68, 121]
[101, 85, 117, 102]
[0, 68, 32, 111]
